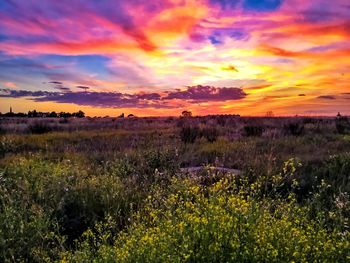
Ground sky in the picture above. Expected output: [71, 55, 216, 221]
[0, 0, 349, 116]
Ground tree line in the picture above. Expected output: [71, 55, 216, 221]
[0, 110, 85, 118]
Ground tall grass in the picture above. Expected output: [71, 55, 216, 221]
[0, 116, 349, 262]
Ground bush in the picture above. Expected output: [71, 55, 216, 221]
[28, 122, 52, 134]
[59, 118, 70, 124]
[144, 149, 177, 174]
[336, 116, 350, 134]
[243, 125, 263, 137]
[284, 122, 304, 136]
[201, 127, 219, 142]
[63, 175, 349, 262]
[0, 156, 136, 260]
[54, 175, 127, 245]
[216, 115, 227, 126]
[180, 126, 200, 144]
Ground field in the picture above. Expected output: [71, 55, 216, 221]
[0, 116, 349, 262]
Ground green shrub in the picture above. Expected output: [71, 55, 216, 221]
[144, 149, 177, 174]
[0, 156, 137, 259]
[63, 175, 349, 262]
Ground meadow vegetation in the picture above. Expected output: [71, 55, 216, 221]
[0, 115, 349, 262]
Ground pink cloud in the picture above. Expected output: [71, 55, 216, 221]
[3, 82, 17, 88]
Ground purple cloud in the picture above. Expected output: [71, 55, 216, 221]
[48, 81, 71, 92]
[49, 81, 63, 85]
[164, 85, 246, 102]
[0, 85, 246, 108]
[0, 89, 60, 98]
[0, 88, 171, 108]
[76, 86, 90, 92]
[53, 86, 71, 92]
[136, 93, 161, 100]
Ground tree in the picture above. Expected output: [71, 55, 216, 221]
[59, 112, 72, 118]
[181, 110, 192, 118]
[48, 111, 58, 118]
[28, 110, 38, 118]
[74, 110, 85, 118]
[265, 111, 274, 117]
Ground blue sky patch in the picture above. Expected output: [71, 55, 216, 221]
[209, 35, 223, 45]
[243, 0, 282, 11]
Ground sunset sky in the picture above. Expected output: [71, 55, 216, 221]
[0, 0, 349, 116]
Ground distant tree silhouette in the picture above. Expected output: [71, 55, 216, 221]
[59, 112, 72, 118]
[181, 110, 192, 118]
[28, 110, 38, 118]
[74, 110, 85, 118]
[1, 109, 85, 118]
[48, 111, 58, 118]
[265, 111, 274, 117]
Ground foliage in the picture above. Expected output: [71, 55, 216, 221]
[284, 122, 305, 136]
[181, 110, 192, 118]
[243, 125, 263, 137]
[28, 122, 52, 134]
[336, 116, 350, 134]
[0, 156, 141, 261]
[201, 127, 219, 142]
[180, 126, 200, 144]
[63, 170, 349, 262]
[0, 117, 349, 262]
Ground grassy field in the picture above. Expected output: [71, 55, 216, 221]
[0, 116, 349, 262]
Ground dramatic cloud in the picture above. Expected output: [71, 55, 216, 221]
[0, 0, 349, 115]
[0, 85, 246, 109]
[164, 85, 246, 102]
[0, 89, 60, 98]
